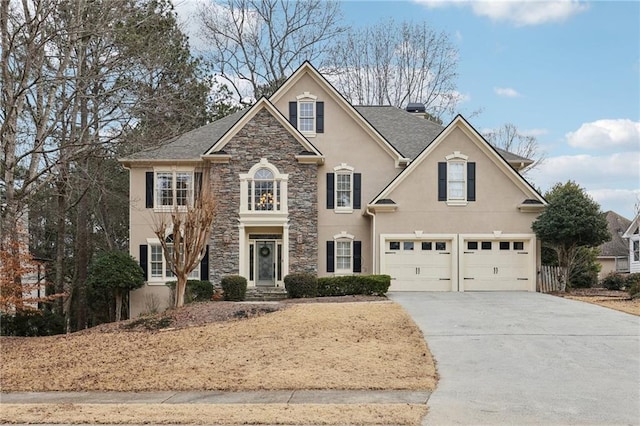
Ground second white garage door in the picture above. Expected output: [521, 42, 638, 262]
[461, 238, 533, 291]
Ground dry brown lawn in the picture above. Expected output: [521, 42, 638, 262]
[1, 301, 435, 424]
[0, 403, 428, 425]
[564, 295, 640, 316]
[1, 301, 437, 392]
[553, 288, 640, 316]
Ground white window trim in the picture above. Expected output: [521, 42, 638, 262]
[445, 151, 468, 207]
[240, 158, 289, 214]
[146, 237, 200, 284]
[153, 167, 195, 212]
[296, 92, 317, 136]
[333, 163, 354, 214]
[333, 232, 354, 275]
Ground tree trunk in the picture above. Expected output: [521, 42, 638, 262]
[175, 274, 187, 307]
[114, 290, 123, 322]
[74, 187, 89, 330]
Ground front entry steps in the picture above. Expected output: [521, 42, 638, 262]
[245, 286, 288, 302]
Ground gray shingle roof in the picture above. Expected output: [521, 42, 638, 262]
[599, 211, 631, 257]
[121, 103, 533, 165]
[356, 106, 533, 164]
[355, 106, 443, 159]
[121, 109, 248, 161]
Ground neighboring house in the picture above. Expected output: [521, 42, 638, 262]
[596, 211, 631, 280]
[623, 213, 640, 274]
[120, 62, 547, 317]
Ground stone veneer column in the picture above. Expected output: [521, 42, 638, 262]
[207, 109, 318, 284]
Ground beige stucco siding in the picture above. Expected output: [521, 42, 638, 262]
[379, 127, 537, 234]
[273, 73, 402, 276]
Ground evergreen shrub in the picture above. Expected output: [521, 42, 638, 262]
[601, 272, 626, 291]
[221, 275, 247, 301]
[317, 275, 390, 297]
[284, 273, 318, 298]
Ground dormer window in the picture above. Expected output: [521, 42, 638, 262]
[289, 92, 324, 135]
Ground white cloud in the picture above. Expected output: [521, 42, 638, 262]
[566, 119, 640, 151]
[527, 151, 640, 219]
[529, 151, 639, 189]
[587, 189, 639, 219]
[416, 0, 589, 26]
[494, 87, 521, 98]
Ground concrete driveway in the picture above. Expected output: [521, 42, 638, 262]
[388, 292, 640, 425]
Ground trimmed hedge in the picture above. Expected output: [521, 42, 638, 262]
[166, 280, 213, 304]
[317, 275, 391, 297]
[221, 275, 247, 301]
[284, 273, 318, 298]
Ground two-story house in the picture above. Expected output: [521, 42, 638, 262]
[120, 62, 547, 317]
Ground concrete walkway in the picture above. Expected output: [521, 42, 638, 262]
[388, 292, 640, 426]
[0, 389, 430, 405]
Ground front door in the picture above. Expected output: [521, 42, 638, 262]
[256, 241, 275, 286]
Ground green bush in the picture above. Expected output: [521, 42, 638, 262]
[166, 280, 214, 304]
[221, 275, 247, 301]
[284, 273, 318, 298]
[317, 275, 390, 297]
[0, 309, 65, 336]
[601, 272, 626, 291]
[626, 273, 640, 298]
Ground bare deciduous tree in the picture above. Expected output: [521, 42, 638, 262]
[483, 123, 546, 174]
[325, 18, 459, 120]
[152, 174, 216, 308]
[197, 0, 345, 102]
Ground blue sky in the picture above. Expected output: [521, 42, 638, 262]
[175, 0, 640, 220]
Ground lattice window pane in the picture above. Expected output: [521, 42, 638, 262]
[157, 173, 173, 206]
[299, 102, 314, 132]
[175, 173, 191, 206]
[336, 173, 351, 208]
[336, 241, 351, 271]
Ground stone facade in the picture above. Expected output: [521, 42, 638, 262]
[208, 109, 318, 284]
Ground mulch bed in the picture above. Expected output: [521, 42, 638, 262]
[78, 295, 388, 334]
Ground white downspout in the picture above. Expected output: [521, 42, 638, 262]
[365, 207, 377, 274]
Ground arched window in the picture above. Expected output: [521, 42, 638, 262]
[241, 159, 288, 213]
[252, 168, 277, 211]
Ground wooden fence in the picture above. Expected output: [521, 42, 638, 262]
[539, 265, 564, 293]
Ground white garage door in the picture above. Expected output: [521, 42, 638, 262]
[461, 238, 532, 291]
[385, 239, 453, 291]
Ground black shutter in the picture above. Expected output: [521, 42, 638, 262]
[326, 173, 335, 209]
[316, 101, 324, 133]
[139, 245, 148, 281]
[438, 162, 447, 201]
[194, 171, 203, 202]
[353, 173, 362, 209]
[326, 241, 335, 273]
[467, 162, 476, 202]
[145, 172, 154, 208]
[289, 102, 297, 127]
[353, 241, 362, 273]
[200, 245, 209, 281]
